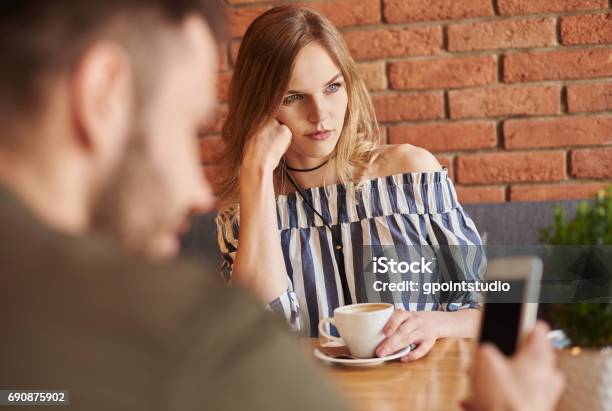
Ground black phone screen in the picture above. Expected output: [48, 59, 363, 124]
[478, 279, 526, 356]
[479, 303, 521, 356]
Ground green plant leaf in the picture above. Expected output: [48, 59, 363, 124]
[540, 185, 612, 347]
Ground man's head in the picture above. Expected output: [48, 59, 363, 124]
[0, 1, 223, 260]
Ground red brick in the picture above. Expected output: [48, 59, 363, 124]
[448, 18, 556, 52]
[380, 126, 388, 143]
[305, 0, 380, 28]
[227, 0, 272, 3]
[383, 0, 493, 23]
[200, 135, 229, 195]
[358, 62, 387, 91]
[229, 41, 241, 67]
[389, 55, 497, 90]
[510, 182, 610, 201]
[504, 116, 612, 148]
[226, 6, 269, 38]
[373, 92, 444, 122]
[199, 105, 228, 135]
[199, 135, 225, 165]
[567, 82, 612, 113]
[203, 165, 224, 197]
[436, 154, 454, 179]
[456, 151, 566, 184]
[226, 1, 381, 37]
[388, 121, 497, 152]
[455, 186, 506, 203]
[497, 0, 608, 15]
[571, 147, 612, 179]
[504, 48, 612, 83]
[561, 13, 612, 45]
[449, 85, 560, 119]
[344, 27, 442, 60]
[218, 43, 229, 71]
[217, 72, 233, 103]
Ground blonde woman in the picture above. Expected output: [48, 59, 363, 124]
[215, 6, 485, 360]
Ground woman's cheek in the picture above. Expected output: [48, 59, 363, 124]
[281, 111, 307, 138]
[274, 108, 288, 125]
[276, 107, 297, 127]
[331, 91, 348, 119]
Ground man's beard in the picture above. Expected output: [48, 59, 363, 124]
[90, 130, 177, 261]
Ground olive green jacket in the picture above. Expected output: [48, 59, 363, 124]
[0, 188, 345, 411]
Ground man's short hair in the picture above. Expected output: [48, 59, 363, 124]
[0, 0, 224, 117]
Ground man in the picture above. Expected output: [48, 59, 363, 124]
[0, 1, 345, 410]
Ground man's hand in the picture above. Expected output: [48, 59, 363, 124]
[463, 321, 565, 411]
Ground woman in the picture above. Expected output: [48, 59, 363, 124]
[215, 6, 485, 360]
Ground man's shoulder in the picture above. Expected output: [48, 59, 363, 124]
[0, 221, 347, 411]
[0, 212, 258, 341]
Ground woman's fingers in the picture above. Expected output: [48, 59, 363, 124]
[402, 337, 435, 361]
[377, 319, 422, 357]
[383, 309, 411, 337]
[243, 118, 293, 170]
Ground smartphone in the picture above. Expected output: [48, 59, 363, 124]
[477, 256, 542, 356]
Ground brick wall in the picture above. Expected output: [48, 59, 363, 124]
[200, 0, 612, 204]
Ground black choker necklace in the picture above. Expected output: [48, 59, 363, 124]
[284, 158, 329, 172]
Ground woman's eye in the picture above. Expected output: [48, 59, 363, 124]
[327, 82, 342, 93]
[282, 94, 303, 105]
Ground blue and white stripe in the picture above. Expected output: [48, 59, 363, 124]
[216, 167, 486, 336]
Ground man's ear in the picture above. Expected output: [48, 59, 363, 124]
[70, 42, 133, 160]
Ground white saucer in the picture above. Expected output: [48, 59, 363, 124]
[313, 343, 414, 367]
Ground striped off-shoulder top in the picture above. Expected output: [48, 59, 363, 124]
[216, 167, 486, 337]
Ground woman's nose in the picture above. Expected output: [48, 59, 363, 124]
[307, 96, 328, 124]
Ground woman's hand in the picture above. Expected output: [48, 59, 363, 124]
[242, 118, 292, 173]
[234, 117, 292, 303]
[376, 310, 442, 361]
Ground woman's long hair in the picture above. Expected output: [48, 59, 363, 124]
[216, 5, 382, 212]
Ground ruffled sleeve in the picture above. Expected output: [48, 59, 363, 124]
[215, 209, 302, 332]
[423, 181, 486, 311]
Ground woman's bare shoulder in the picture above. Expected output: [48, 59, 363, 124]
[366, 144, 443, 178]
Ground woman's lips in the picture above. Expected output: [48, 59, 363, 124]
[304, 130, 332, 141]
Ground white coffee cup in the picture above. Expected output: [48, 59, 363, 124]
[318, 303, 394, 358]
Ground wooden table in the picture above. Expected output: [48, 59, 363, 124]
[305, 338, 475, 411]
